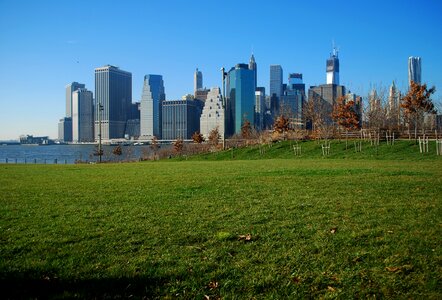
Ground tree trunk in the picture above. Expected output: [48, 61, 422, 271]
[414, 117, 418, 142]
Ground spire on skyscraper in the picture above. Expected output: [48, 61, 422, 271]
[249, 54, 257, 88]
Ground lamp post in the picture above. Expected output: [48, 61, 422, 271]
[98, 103, 103, 163]
[221, 67, 227, 150]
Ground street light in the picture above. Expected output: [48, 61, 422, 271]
[98, 103, 103, 163]
[221, 67, 227, 150]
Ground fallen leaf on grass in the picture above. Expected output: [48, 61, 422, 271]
[291, 276, 301, 284]
[238, 234, 252, 241]
[386, 265, 414, 273]
[327, 286, 336, 292]
[208, 281, 219, 290]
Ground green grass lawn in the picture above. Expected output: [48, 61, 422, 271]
[1, 144, 442, 298]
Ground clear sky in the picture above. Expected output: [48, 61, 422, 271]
[0, 0, 441, 140]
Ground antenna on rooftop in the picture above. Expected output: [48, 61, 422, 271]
[332, 39, 339, 57]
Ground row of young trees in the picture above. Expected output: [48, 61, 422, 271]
[362, 81, 437, 137]
[300, 81, 438, 140]
[158, 81, 439, 158]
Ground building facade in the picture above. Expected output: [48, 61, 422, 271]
[281, 73, 305, 127]
[72, 88, 94, 142]
[140, 74, 165, 138]
[255, 87, 265, 131]
[58, 117, 72, 142]
[226, 64, 255, 135]
[408, 56, 421, 86]
[162, 99, 203, 140]
[387, 81, 401, 127]
[200, 87, 225, 139]
[66, 82, 85, 118]
[94, 65, 132, 140]
[195, 88, 210, 102]
[270, 65, 283, 99]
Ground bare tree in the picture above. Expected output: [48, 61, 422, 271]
[303, 94, 333, 140]
[364, 87, 388, 131]
[150, 136, 160, 160]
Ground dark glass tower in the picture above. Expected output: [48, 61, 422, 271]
[94, 65, 132, 140]
[227, 64, 255, 135]
[140, 75, 165, 138]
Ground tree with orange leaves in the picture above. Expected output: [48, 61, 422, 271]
[401, 81, 436, 139]
[332, 96, 360, 146]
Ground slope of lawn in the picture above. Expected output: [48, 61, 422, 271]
[184, 139, 441, 161]
[1, 152, 441, 298]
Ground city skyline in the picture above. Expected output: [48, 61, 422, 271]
[1, 0, 442, 140]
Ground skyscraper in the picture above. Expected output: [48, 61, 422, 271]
[94, 65, 132, 140]
[200, 87, 224, 139]
[255, 87, 265, 131]
[281, 73, 305, 127]
[226, 64, 255, 135]
[408, 56, 421, 86]
[270, 65, 283, 99]
[194, 68, 203, 95]
[326, 48, 339, 85]
[66, 82, 85, 118]
[249, 54, 257, 89]
[72, 88, 94, 142]
[140, 74, 165, 138]
[58, 117, 72, 142]
[307, 51, 346, 127]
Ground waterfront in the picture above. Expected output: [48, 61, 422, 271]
[0, 144, 162, 164]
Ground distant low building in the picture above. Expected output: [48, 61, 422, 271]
[20, 135, 53, 145]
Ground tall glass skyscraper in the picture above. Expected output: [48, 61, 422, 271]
[72, 88, 94, 142]
[255, 87, 265, 131]
[94, 65, 132, 140]
[194, 68, 202, 95]
[227, 64, 255, 135]
[281, 74, 305, 127]
[408, 56, 421, 86]
[140, 75, 165, 138]
[270, 65, 283, 98]
[326, 48, 340, 85]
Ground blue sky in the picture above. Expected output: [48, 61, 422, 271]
[0, 0, 441, 139]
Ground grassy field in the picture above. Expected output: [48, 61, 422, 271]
[1, 142, 442, 298]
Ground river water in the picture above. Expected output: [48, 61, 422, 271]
[0, 144, 164, 164]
